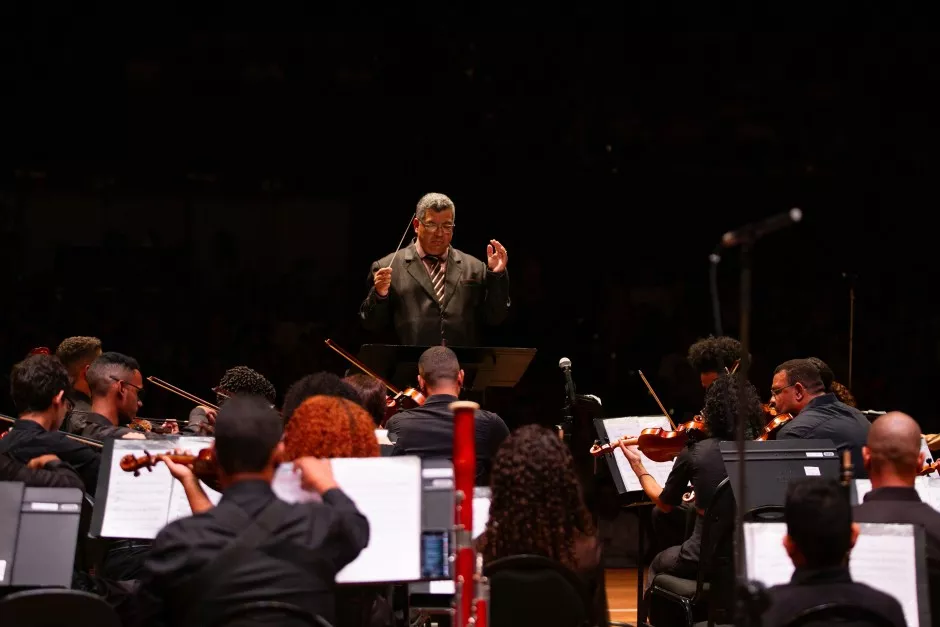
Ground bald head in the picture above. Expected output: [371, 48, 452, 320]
[864, 412, 924, 482]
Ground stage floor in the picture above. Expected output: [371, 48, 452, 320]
[606, 568, 640, 624]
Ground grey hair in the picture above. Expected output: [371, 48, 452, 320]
[416, 193, 456, 222]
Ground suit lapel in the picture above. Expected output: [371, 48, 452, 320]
[440, 248, 461, 310]
[404, 245, 440, 304]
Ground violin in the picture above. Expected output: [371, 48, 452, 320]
[757, 403, 793, 441]
[919, 460, 940, 476]
[590, 417, 706, 462]
[130, 418, 182, 435]
[120, 448, 220, 491]
[325, 339, 425, 425]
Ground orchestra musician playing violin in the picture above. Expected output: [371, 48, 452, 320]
[687, 335, 746, 390]
[70, 352, 157, 441]
[387, 346, 509, 485]
[184, 365, 277, 435]
[771, 358, 871, 479]
[359, 192, 510, 347]
[0, 354, 102, 493]
[619, 373, 763, 590]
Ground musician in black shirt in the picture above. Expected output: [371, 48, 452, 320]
[0, 452, 84, 489]
[771, 358, 871, 478]
[137, 394, 369, 627]
[0, 354, 101, 493]
[620, 373, 762, 588]
[762, 477, 906, 627]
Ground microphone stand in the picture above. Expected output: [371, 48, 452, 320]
[709, 250, 724, 337]
[843, 272, 857, 390]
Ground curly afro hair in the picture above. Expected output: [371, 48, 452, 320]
[54, 336, 102, 377]
[283, 395, 379, 460]
[477, 424, 595, 571]
[282, 372, 361, 425]
[687, 336, 745, 374]
[217, 366, 276, 405]
[702, 373, 764, 441]
[830, 381, 857, 407]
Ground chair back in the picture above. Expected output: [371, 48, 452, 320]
[784, 602, 898, 627]
[0, 588, 120, 627]
[743, 504, 785, 522]
[210, 600, 328, 627]
[484, 554, 593, 627]
[695, 477, 736, 589]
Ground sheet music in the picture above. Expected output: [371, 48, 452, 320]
[272, 456, 423, 583]
[923, 478, 940, 513]
[854, 479, 872, 504]
[601, 416, 676, 492]
[99, 437, 219, 538]
[745, 522, 923, 627]
[472, 496, 490, 538]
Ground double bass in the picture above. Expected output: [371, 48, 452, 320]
[324, 339, 425, 424]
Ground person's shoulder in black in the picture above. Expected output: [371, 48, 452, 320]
[764, 566, 907, 627]
[0, 418, 101, 494]
[0, 452, 84, 489]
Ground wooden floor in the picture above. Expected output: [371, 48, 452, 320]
[605, 568, 641, 624]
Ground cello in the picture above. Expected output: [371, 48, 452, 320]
[324, 339, 425, 425]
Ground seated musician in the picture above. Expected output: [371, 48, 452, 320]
[68, 352, 158, 441]
[54, 335, 102, 431]
[0, 354, 102, 493]
[477, 424, 609, 625]
[0, 452, 84, 489]
[281, 371, 363, 425]
[807, 356, 857, 407]
[853, 412, 940, 625]
[184, 365, 277, 435]
[619, 373, 762, 588]
[771, 358, 871, 478]
[136, 394, 370, 627]
[687, 335, 745, 389]
[343, 373, 387, 427]
[387, 346, 509, 486]
[762, 477, 906, 627]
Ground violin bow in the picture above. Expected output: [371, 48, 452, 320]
[147, 376, 220, 411]
[637, 370, 677, 430]
[0, 414, 103, 449]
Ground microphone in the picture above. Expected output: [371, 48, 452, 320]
[720, 208, 803, 248]
[559, 357, 577, 408]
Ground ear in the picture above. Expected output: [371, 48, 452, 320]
[862, 446, 872, 470]
[783, 534, 797, 560]
[793, 382, 805, 400]
[457, 369, 465, 388]
[54, 390, 65, 406]
[849, 522, 859, 549]
[413, 216, 420, 231]
[417, 375, 426, 391]
[82, 363, 90, 377]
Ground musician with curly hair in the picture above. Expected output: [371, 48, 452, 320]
[620, 373, 763, 592]
[477, 424, 608, 624]
[687, 335, 747, 390]
[184, 365, 277, 435]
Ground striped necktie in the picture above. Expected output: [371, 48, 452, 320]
[424, 255, 446, 302]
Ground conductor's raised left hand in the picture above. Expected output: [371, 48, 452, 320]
[487, 239, 508, 273]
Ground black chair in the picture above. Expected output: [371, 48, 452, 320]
[743, 505, 785, 522]
[484, 554, 594, 627]
[211, 600, 331, 627]
[0, 588, 120, 627]
[783, 603, 898, 627]
[644, 477, 736, 627]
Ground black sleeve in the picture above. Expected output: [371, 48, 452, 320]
[659, 447, 694, 506]
[135, 523, 194, 627]
[485, 413, 510, 456]
[359, 260, 391, 332]
[0, 453, 84, 489]
[483, 268, 511, 325]
[46, 434, 102, 495]
[319, 488, 371, 572]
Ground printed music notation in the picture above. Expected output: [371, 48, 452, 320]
[601, 416, 677, 492]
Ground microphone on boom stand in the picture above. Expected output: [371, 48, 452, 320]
[558, 357, 577, 442]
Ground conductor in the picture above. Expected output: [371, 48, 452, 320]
[359, 193, 511, 346]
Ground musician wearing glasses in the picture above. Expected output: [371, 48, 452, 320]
[69, 352, 155, 441]
[359, 192, 510, 347]
[771, 358, 871, 479]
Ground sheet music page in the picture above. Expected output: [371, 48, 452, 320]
[602, 416, 676, 492]
[855, 479, 872, 503]
[272, 456, 423, 583]
[99, 441, 178, 539]
[744, 522, 793, 587]
[166, 480, 223, 524]
[747, 522, 923, 627]
[472, 496, 490, 538]
[852, 524, 921, 627]
[923, 478, 940, 513]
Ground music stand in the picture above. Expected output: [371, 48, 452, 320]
[357, 344, 536, 393]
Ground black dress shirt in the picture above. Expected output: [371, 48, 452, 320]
[763, 565, 907, 627]
[62, 389, 92, 433]
[658, 437, 731, 563]
[776, 393, 872, 479]
[0, 419, 100, 494]
[386, 394, 510, 485]
[136, 479, 369, 627]
[0, 451, 84, 488]
[67, 410, 140, 440]
[855, 486, 940, 627]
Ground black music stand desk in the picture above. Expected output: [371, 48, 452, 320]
[357, 344, 536, 397]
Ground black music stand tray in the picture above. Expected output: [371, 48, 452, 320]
[357, 345, 536, 393]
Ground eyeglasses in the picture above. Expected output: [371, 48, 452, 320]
[418, 219, 455, 233]
[770, 383, 796, 397]
[111, 375, 145, 397]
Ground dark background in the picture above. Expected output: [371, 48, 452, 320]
[2, 23, 937, 432]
